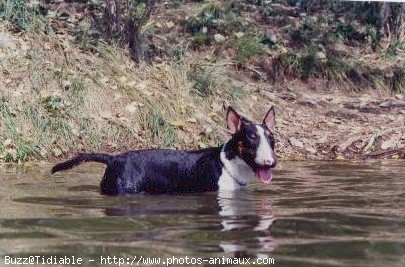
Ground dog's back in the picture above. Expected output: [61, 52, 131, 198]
[53, 148, 223, 195]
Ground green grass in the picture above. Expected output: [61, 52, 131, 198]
[192, 69, 217, 97]
[140, 108, 177, 148]
[0, 100, 42, 162]
[192, 32, 207, 46]
[384, 40, 404, 58]
[234, 36, 264, 63]
[0, 0, 44, 31]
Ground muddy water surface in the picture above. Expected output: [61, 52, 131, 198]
[0, 161, 404, 266]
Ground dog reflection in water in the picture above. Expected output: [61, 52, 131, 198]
[217, 190, 276, 258]
[104, 191, 276, 258]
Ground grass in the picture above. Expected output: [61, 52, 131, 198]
[140, 108, 177, 148]
[0, 0, 404, 164]
[0, 0, 44, 31]
[0, 100, 42, 162]
[190, 62, 237, 99]
[234, 36, 264, 63]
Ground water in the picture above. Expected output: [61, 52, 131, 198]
[0, 161, 404, 267]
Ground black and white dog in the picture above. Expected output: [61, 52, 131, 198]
[51, 106, 276, 195]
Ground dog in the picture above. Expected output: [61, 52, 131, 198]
[51, 106, 276, 195]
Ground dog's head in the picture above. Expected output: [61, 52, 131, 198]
[225, 106, 276, 183]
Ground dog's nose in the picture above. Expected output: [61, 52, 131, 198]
[264, 159, 276, 168]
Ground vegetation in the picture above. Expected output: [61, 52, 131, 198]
[0, 0, 404, 162]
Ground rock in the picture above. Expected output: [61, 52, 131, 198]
[214, 34, 226, 43]
[316, 51, 326, 60]
[52, 148, 63, 157]
[198, 142, 207, 149]
[61, 80, 71, 89]
[381, 139, 396, 150]
[234, 32, 244, 39]
[269, 34, 278, 44]
[379, 99, 405, 108]
[289, 137, 304, 148]
[305, 146, 317, 154]
[379, 101, 390, 108]
[394, 94, 404, 100]
[331, 118, 342, 124]
[39, 89, 52, 99]
[202, 27, 208, 34]
[3, 139, 13, 147]
[166, 21, 175, 28]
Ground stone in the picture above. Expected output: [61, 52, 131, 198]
[316, 51, 326, 60]
[381, 140, 396, 150]
[3, 139, 12, 147]
[379, 99, 405, 108]
[234, 32, 244, 39]
[269, 34, 278, 44]
[305, 146, 317, 154]
[394, 94, 404, 100]
[166, 21, 175, 28]
[289, 137, 304, 148]
[52, 148, 63, 157]
[214, 34, 226, 43]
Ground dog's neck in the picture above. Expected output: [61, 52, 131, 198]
[218, 140, 256, 191]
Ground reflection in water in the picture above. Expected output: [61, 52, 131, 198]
[100, 190, 277, 257]
[0, 161, 404, 267]
[217, 190, 276, 257]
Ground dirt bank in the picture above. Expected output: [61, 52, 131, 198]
[0, 1, 404, 163]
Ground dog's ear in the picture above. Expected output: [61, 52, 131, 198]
[226, 106, 242, 134]
[263, 106, 275, 131]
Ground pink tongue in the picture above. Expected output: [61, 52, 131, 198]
[256, 169, 273, 184]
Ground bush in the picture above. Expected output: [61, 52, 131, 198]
[88, 0, 156, 62]
[0, 0, 43, 31]
[234, 36, 264, 63]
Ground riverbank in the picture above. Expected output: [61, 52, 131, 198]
[0, 1, 404, 163]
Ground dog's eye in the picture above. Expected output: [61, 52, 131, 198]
[248, 133, 257, 140]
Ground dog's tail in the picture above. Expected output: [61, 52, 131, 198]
[51, 153, 113, 174]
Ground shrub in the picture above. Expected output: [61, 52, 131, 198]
[0, 0, 43, 31]
[88, 0, 156, 62]
[234, 36, 264, 63]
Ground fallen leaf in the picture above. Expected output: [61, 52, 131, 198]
[169, 120, 186, 128]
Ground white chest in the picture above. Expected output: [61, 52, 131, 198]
[218, 170, 242, 191]
[218, 150, 255, 191]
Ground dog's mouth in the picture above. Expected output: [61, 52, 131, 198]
[254, 166, 273, 184]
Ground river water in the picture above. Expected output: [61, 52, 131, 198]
[0, 161, 404, 266]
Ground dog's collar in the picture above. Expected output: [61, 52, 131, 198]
[220, 144, 248, 187]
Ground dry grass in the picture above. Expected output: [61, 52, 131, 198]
[0, 24, 245, 161]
